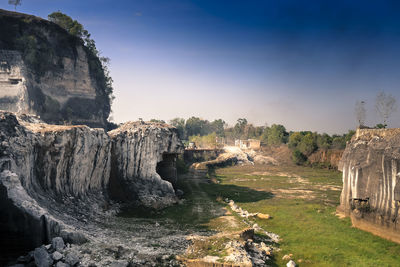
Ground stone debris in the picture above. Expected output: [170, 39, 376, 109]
[228, 199, 280, 243]
[287, 259, 297, 267]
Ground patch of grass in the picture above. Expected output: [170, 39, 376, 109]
[214, 165, 400, 266]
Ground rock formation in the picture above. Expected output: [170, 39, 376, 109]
[109, 121, 183, 208]
[0, 111, 183, 264]
[338, 128, 400, 243]
[0, 9, 111, 128]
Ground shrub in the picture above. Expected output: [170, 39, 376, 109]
[292, 149, 307, 165]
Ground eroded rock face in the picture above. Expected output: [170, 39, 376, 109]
[0, 112, 184, 264]
[0, 9, 110, 128]
[338, 128, 400, 243]
[109, 121, 183, 208]
[0, 112, 110, 251]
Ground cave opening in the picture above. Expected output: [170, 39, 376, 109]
[156, 153, 178, 187]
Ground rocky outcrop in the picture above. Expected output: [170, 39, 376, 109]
[0, 112, 110, 255]
[338, 128, 400, 243]
[0, 9, 111, 128]
[109, 121, 183, 208]
[0, 111, 183, 264]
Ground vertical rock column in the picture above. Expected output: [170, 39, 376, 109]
[338, 128, 400, 243]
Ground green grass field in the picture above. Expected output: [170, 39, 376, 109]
[213, 165, 400, 266]
[120, 164, 400, 266]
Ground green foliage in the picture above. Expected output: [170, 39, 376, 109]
[150, 119, 166, 123]
[375, 123, 387, 129]
[263, 124, 288, 145]
[292, 149, 307, 165]
[189, 132, 218, 148]
[297, 132, 317, 156]
[48, 12, 86, 38]
[169, 118, 186, 139]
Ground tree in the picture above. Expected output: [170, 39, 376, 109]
[210, 119, 226, 137]
[233, 118, 248, 139]
[355, 100, 366, 127]
[169, 118, 186, 139]
[266, 124, 288, 145]
[375, 91, 397, 126]
[8, 0, 21, 10]
[298, 132, 317, 156]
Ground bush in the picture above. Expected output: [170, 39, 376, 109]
[292, 149, 307, 165]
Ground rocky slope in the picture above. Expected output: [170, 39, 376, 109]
[0, 9, 110, 128]
[0, 111, 183, 265]
[338, 128, 400, 243]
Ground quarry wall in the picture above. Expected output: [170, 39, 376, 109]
[338, 128, 400, 243]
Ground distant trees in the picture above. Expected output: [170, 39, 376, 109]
[8, 0, 21, 10]
[263, 124, 288, 145]
[375, 91, 397, 127]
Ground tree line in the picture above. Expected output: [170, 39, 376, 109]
[167, 116, 355, 160]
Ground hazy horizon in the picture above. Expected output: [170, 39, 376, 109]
[2, 0, 400, 134]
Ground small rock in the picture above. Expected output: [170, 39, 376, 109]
[56, 262, 70, 267]
[65, 252, 80, 266]
[282, 254, 291, 260]
[52, 237, 65, 252]
[52, 251, 63, 261]
[45, 244, 52, 250]
[287, 260, 297, 267]
[257, 213, 271, 220]
[34, 247, 53, 267]
[110, 260, 129, 267]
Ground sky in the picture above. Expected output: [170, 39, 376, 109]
[2, 0, 400, 134]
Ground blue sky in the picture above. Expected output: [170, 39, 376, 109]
[2, 0, 400, 133]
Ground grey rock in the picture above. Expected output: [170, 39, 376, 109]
[52, 251, 64, 261]
[56, 262, 70, 267]
[33, 247, 53, 267]
[9, 264, 25, 267]
[52, 237, 65, 252]
[110, 260, 129, 267]
[65, 252, 80, 266]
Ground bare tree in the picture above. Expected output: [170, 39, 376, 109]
[8, 0, 21, 10]
[355, 100, 366, 127]
[375, 91, 397, 126]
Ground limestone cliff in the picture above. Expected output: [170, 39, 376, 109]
[109, 121, 184, 208]
[0, 9, 110, 128]
[0, 111, 110, 261]
[338, 128, 400, 243]
[0, 111, 183, 263]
